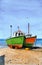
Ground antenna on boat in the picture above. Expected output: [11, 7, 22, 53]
[28, 23, 30, 34]
[17, 26, 19, 30]
[10, 25, 12, 37]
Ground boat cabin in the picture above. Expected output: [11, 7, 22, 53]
[13, 29, 25, 37]
[26, 34, 32, 38]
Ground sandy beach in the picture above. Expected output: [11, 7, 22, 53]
[0, 47, 42, 65]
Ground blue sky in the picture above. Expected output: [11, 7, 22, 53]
[0, 0, 42, 38]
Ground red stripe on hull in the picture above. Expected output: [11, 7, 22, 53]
[25, 36, 36, 44]
[8, 44, 22, 49]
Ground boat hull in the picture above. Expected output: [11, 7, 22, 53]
[23, 36, 37, 48]
[6, 36, 36, 48]
[6, 36, 25, 48]
[8, 44, 22, 49]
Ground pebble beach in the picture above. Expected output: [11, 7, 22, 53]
[0, 47, 42, 65]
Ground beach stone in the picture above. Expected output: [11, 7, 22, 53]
[0, 55, 5, 65]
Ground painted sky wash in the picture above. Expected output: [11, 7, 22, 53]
[0, 0, 42, 38]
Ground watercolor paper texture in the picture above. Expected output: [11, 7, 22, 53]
[0, 0, 42, 65]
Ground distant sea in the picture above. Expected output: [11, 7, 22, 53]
[0, 39, 42, 48]
[0, 39, 8, 48]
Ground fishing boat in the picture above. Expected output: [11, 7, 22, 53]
[6, 24, 37, 48]
[6, 26, 25, 48]
[23, 23, 37, 48]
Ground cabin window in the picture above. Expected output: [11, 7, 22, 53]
[18, 33, 20, 36]
[15, 32, 17, 36]
[21, 33, 23, 35]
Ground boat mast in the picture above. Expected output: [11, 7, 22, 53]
[10, 25, 12, 37]
[17, 26, 19, 31]
[28, 23, 30, 34]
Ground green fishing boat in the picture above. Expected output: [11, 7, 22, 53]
[6, 25, 25, 48]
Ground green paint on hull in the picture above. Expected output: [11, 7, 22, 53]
[23, 43, 33, 48]
[6, 36, 25, 46]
